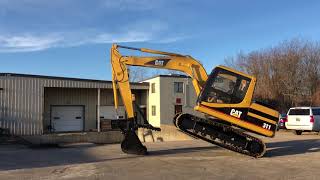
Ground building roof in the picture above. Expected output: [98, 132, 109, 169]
[0, 73, 149, 86]
[140, 74, 190, 82]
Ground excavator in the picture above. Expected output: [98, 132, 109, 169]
[110, 44, 279, 157]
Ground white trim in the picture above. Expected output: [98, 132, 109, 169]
[97, 88, 101, 132]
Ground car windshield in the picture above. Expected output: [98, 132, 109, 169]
[288, 109, 310, 115]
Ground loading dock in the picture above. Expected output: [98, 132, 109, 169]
[50, 106, 84, 132]
[99, 106, 125, 120]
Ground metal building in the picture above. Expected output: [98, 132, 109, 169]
[0, 73, 148, 136]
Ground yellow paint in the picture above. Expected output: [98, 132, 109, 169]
[251, 103, 279, 118]
[247, 112, 277, 125]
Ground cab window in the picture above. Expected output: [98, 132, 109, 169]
[202, 69, 250, 104]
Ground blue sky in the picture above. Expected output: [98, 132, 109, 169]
[1, 0, 320, 80]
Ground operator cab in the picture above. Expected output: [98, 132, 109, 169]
[199, 67, 251, 104]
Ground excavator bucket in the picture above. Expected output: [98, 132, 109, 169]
[116, 119, 148, 155]
[121, 129, 147, 155]
[120, 103, 161, 155]
[114, 103, 161, 155]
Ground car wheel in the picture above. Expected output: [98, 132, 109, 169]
[295, 130, 302, 135]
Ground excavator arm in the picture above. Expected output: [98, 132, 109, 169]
[110, 44, 208, 155]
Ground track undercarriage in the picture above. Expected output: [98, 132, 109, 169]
[174, 113, 266, 158]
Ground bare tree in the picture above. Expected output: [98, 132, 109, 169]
[128, 67, 150, 82]
[225, 38, 320, 112]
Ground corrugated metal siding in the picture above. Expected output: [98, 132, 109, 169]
[42, 78, 148, 89]
[0, 75, 148, 135]
[0, 76, 43, 135]
[42, 78, 111, 89]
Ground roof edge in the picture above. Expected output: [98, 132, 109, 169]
[140, 74, 190, 82]
[0, 73, 149, 86]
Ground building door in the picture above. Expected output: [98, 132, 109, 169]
[140, 107, 147, 120]
[99, 106, 125, 120]
[136, 106, 147, 125]
[51, 106, 84, 132]
[174, 105, 183, 115]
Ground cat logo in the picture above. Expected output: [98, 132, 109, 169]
[155, 60, 165, 66]
[230, 109, 242, 118]
[145, 59, 170, 66]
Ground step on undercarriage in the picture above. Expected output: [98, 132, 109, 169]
[174, 113, 266, 158]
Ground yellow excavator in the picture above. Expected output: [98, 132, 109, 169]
[111, 44, 279, 157]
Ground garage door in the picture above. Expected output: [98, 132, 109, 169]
[51, 106, 84, 132]
[100, 106, 125, 119]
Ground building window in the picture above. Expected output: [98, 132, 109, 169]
[152, 106, 156, 116]
[174, 82, 183, 93]
[175, 105, 182, 115]
[151, 83, 155, 93]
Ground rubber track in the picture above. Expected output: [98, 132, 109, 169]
[176, 113, 266, 158]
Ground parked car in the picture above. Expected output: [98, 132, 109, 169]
[277, 113, 287, 130]
[285, 107, 320, 135]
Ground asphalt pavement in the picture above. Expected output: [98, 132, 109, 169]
[0, 131, 320, 180]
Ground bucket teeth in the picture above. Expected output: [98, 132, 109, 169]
[121, 129, 147, 155]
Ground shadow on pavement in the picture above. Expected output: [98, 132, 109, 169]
[265, 139, 320, 157]
[0, 144, 218, 171]
[148, 146, 219, 156]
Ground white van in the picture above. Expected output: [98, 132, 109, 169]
[285, 107, 320, 135]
